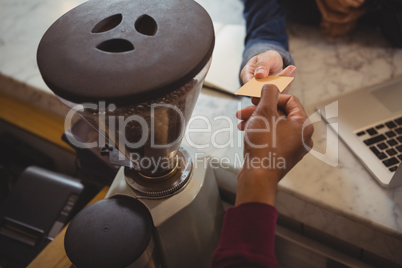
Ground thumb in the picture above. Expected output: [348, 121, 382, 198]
[254, 58, 270, 79]
[257, 84, 280, 116]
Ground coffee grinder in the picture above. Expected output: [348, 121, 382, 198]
[37, 0, 224, 267]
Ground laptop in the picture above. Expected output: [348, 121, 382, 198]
[317, 76, 402, 188]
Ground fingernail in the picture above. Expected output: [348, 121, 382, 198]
[255, 67, 267, 77]
[289, 66, 296, 76]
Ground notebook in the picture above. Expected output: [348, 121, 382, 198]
[204, 22, 245, 94]
[317, 76, 402, 188]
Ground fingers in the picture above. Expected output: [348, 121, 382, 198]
[237, 120, 247, 131]
[276, 65, 296, 94]
[342, 0, 365, 8]
[276, 65, 296, 77]
[240, 61, 256, 84]
[276, 94, 314, 147]
[250, 65, 297, 106]
[239, 85, 281, 121]
[240, 50, 284, 84]
[277, 94, 306, 119]
[254, 51, 283, 78]
[236, 106, 256, 120]
[251, 97, 260, 106]
[254, 58, 269, 79]
[236, 106, 257, 130]
[303, 120, 315, 150]
[256, 84, 280, 116]
[236, 85, 280, 130]
[252, 84, 281, 110]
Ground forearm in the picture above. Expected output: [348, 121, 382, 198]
[242, 0, 294, 69]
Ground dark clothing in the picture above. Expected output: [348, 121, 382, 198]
[212, 203, 279, 268]
[241, 0, 402, 70]
[241, 0, 294, 70]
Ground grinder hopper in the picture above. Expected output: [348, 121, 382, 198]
[37, 0, 214, 180]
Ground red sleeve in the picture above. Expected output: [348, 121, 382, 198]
[212, 202, 278, 268]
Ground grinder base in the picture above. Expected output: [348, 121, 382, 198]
[106, 150, 224, 268]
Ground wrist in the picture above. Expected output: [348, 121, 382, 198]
[235, 168, 281, 207]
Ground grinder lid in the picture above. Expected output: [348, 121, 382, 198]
[64, 196, 154, 268]
[37, 0, 214, 105]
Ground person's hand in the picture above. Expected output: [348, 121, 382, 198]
[325, 0, 365, 14]
[316, 0, 366, 36]
[240, 50, 296, 88]
[235, 85, 314, 206]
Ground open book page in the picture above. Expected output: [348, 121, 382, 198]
[204, 22, 246, 95]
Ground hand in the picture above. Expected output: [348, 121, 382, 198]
[241, 50, 296, 84]
[324, 0, 365, 13]
[241, 50, 296, 95]
[235, 85, 314, 206]
[317, 0, 366, 36]
[341, 0, 365, 8]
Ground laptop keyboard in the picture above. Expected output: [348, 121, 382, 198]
[356, 116, 402, 172]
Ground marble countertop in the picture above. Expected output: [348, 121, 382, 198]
[2, 0, 402, 265]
